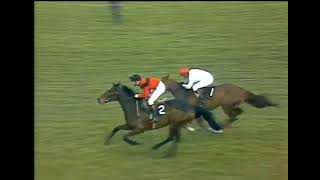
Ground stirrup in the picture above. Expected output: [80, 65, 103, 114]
[152, 122, 156, 129]
[150, 116, 158, 122]
[200, 98, 208, 104]
[149, 115, 157, 129]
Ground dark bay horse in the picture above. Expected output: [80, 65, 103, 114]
[161, 75, 278, 127]
[97, 83, 222, 157]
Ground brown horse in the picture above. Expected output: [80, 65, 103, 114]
[97, 83, 223, 157]
[161, 75, 278, 127]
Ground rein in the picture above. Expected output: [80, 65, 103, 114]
[136, 100, 140, 118]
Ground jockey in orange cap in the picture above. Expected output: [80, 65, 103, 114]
[129, 74, 166, 121]
[179, 68, 215, 105]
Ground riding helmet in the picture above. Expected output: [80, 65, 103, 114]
[129, 74, 142, 81]
[179, 68, 190, 76]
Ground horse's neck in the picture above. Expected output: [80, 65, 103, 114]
[118, 96, 138, 121]
[168, 86, 197, 103]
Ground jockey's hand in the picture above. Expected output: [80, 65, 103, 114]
[134, 94, 139, 98]
[181, 79, 189, 84]
[182, 84, 188, 89]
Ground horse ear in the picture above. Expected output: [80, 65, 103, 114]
[162, 74, 170, 80]
[113, 81, 121, 87]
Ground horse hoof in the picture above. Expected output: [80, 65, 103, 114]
[162, 153, 176, 158]
[230, 118, 239, 122]
[131, 142, 142, 145]
[186, 126, 195, 132]
[207, 127, 224, 133]
[152, 146, 160, 150]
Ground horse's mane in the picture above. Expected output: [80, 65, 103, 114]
[120, 85, 137, 97]
[120, 85, 148, 109]
[165, 78, 194, 94]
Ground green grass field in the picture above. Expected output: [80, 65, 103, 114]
[35, 2, 288, 180]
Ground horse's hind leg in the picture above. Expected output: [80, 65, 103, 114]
[152, 136, 173, 150]
[222, 105, 240, 127]
[123, 129, 144, 145]
[152, 125, 176, 150]
[105, 124, 130, 145]
[163, 126, 181, 158]
[175, 126, 181, 143]
[229, 100, 244, 123]
[231, 107, 243, 118]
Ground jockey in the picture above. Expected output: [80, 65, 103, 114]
[179, 68, 215, 105]
[129, 74, 166, 122]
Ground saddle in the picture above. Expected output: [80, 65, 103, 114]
[137, 99, 163, 116]
[197, 86, 215, 98]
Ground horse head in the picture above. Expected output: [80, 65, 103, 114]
[97, 83, 122, 104]
[97, 82, 138, 104]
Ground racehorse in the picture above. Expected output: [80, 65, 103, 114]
[97, 83, 222, 157]
[161, 75, 278, 127]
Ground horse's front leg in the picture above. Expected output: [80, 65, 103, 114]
[105, 124, 130, 145]
[184, 117, 206, 132]
[195, 117, 207, 131]
[123, 128, 144, 145]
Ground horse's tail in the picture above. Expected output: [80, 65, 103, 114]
[244, 91, 279, 108]
[194, 106, 221, 130]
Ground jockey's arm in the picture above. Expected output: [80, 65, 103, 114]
[182, 75, 197, 89]
[136, 87, 151, 98]
[181, 78, 189, 84]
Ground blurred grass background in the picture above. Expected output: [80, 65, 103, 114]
[35, 2, 288, 180]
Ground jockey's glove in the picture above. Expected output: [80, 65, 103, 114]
[182, 84, 189, 89]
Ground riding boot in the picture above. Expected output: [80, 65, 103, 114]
[195, 90, 207, 106]
[148, 105, 157, 121]
[194, 91, 200, 98]
[199, 94, 208, 106]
